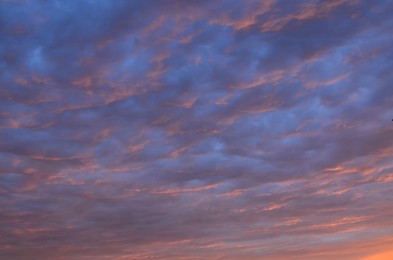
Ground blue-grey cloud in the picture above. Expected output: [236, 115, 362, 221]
[1, 0, 393, 259]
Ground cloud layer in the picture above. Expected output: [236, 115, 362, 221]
[1, 0, 393, 259]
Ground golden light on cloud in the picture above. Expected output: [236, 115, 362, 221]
[1, 0, 393, 259]
[361, 250, 393, 260]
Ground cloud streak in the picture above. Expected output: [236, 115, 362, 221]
[1, 0, 393, 259]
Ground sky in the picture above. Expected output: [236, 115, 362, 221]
[1, 0, 393, 259]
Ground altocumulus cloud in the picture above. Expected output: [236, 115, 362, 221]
[1, 0, 393, 259]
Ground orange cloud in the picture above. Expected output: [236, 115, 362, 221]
[361, 250, 393, 260]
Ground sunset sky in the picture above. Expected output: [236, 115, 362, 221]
[1, 0, 393, 259]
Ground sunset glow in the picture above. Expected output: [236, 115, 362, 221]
[1, 0, 393, 259]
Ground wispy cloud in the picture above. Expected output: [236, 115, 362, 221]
[1, 0, 393, 259]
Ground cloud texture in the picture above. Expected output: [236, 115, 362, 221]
[1, 0, 393, 259]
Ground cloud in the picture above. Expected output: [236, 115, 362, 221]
[1, 0, 393, 259]
[361, 250, 393, 260]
